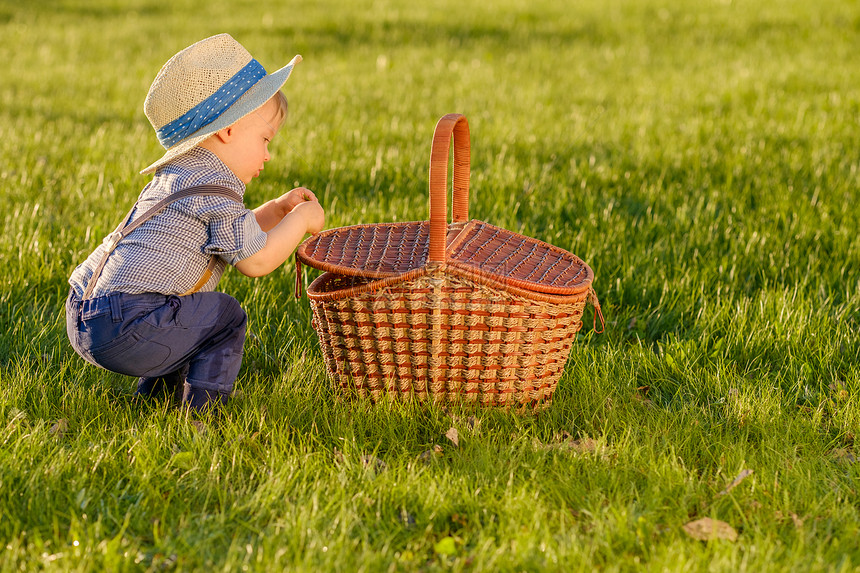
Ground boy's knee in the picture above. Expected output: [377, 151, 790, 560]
[187, 291, 247, 331]
[219, 293, 248, 332]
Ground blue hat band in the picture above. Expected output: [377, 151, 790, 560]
[156, 59, 267, 149]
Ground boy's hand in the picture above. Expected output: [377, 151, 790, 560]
[278, 187, 318, 214]
[294, 200, 325, 235]
[252, 187, 321, 234]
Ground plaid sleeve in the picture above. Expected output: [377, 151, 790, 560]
[207, 208, 267, 264]
[188, 196, 268, 265]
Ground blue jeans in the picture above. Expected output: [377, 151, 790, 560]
[65, 289, 247, 410]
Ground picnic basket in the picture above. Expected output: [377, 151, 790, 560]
[296, 113, 603, 407]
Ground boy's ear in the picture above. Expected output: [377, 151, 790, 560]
[212, 126, 234, 143]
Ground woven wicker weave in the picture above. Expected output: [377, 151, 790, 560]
[298, 113, 602, 407]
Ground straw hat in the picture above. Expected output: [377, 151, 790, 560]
[140, 33, 301, 175]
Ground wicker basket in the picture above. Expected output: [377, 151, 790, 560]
[296, 113, 603, 407]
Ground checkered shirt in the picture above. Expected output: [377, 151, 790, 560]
[69, 147, 267, 298]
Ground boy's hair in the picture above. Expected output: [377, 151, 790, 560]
[272, 90, 289, 132]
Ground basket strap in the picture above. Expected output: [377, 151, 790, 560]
[588, 288, 605, 334]
[428, 113, 470, 263]
[294, 255, 303, 298]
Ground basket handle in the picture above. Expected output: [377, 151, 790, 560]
[429, 113, 470, 263]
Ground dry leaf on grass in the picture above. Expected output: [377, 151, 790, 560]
[774, 511, 805, 528]
[444, 427, 459, 447]
[718, 469, 754, 496]
[418, 444, 444, 463]
[790, 513, 804, 528]
[569, 437, 599, 454]
[831, 448, 857, 464]
[535, 434, 600, 455]
[682, 517, 738, 542]
[360, 455, 387, 472]
[829, 381, 849, 401]
[49, 419, 68, 437]
[632, 390, 654, 406]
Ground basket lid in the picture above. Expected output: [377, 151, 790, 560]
[296, 219, 592, 295]
[445, 220, 593, 295]
[296, 221, 463, 280]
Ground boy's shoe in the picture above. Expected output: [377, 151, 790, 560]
[180, 384, 229, 414]
[134, 365, 189, 405]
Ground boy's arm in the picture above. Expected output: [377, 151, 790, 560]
[234, 198, 324, 277]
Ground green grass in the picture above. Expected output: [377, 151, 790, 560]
[2, 0, 860, 570]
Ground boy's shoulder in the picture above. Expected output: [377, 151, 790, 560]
[147, 147, 245, 200]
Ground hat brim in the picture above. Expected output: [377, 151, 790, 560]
[140, 54, 302, 175]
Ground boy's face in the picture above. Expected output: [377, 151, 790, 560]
[223, 97, 280, 184]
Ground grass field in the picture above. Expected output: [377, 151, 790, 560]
[2, 0, 860, 570]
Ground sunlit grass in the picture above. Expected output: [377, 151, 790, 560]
[1, 0, 859, 570]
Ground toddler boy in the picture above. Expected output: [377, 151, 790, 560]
[66, 33, 325, 411]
